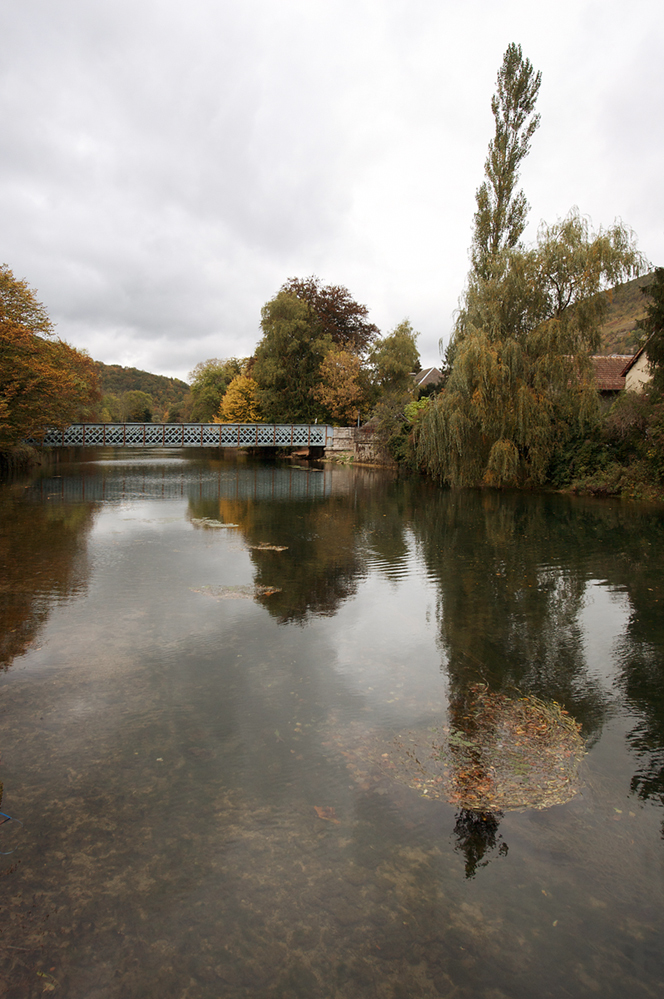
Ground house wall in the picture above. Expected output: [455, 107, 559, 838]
[625, 352, 652, 393]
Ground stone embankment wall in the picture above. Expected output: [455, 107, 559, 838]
[326, 427, 392, 465]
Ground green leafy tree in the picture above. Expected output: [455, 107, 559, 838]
[637, 267, 664, 393]
[280, 276, 378, 354]
[471, 43, 541, 275]
[419, 213, 644, 486]
[252, 292, 333, 423]
[121, 390, 153, 422]
[369, 320, 420, 397]
[188, 358, 242, 422]
[100, 393, 122, 423]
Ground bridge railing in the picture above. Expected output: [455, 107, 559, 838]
[29, 424, 335, 448]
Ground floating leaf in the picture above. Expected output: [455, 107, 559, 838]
[190, 584, 282, 601]
[314, 806, 340, 824]
[190, 518, 239, 529]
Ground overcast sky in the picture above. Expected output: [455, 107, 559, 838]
[2, 0, 663, 382]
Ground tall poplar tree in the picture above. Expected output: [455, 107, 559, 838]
[471, 43, 541, 275]
[422, 43, 645, 489]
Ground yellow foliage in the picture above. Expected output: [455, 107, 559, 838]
[214, 375, 261, 423]
[313, 348, 364, 424]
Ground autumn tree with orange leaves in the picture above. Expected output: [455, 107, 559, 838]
[0, 264, 100, 456]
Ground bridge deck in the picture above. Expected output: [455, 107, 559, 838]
[30, 424, 334, 448]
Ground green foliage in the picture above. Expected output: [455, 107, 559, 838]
[404, 397, 430, 423]
[100, 390, 154, 422]
[188, 358, 242, 422]
[252, 292, 332, 423]
[420, 213, 644, 487]
[369, 320, 420, 397]
[546, 428, 612, 489]
[471, 43, 541, 274]
[370, 392, 419, 466]
[100, 393, 121, 423]
[546, 391, 664, 497]
[121, 390, 153, 422]
[458, 211, 644, 351]
[603, 392, 664, 485]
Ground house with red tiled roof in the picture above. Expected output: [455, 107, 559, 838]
[590, 355, 633, 399]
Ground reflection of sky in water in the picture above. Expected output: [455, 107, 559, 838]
[1, 457, 664, 998]
[578, 581, 631, 690]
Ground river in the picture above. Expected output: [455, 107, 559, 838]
[1, 449, 663, 998]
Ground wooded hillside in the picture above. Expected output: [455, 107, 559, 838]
[599, 273, 652, 354]
[94, 362, 189, 419]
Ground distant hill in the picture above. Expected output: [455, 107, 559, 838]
[94, 362, 190, 419]
[599, 273, 653, 354]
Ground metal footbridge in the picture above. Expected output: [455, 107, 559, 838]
[31, 423, 335, 449]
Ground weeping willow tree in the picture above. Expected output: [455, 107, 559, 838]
[419, 211, 645, 486]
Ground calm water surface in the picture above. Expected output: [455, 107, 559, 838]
[1, 450, 663, 998]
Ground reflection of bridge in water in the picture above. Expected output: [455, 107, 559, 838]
[32, 423, 334, 449]
[27, 463, 341, 504]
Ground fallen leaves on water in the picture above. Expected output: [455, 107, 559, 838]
[190, 518, 239, 529]
[190, 584, 282, 600]
[403, 686, 586, 812]
[249, 543, 289, 552]
[322, 685, 586, 814]
[314, 806, 340, 824]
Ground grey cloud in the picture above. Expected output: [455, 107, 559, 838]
[2, 0, 663, 380]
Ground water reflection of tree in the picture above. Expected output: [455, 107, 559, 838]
[244, 477, 429, 621]
[0, 482, 96, 669]
[608, 514, 664, 823]
[410, 489, 664, 854]
[409, 490, 611, 874]
[413, 490, 609, 731]
[188, 467, 664, 843]
[453, 809, 508, 878]
[188, 493, 364, 623]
